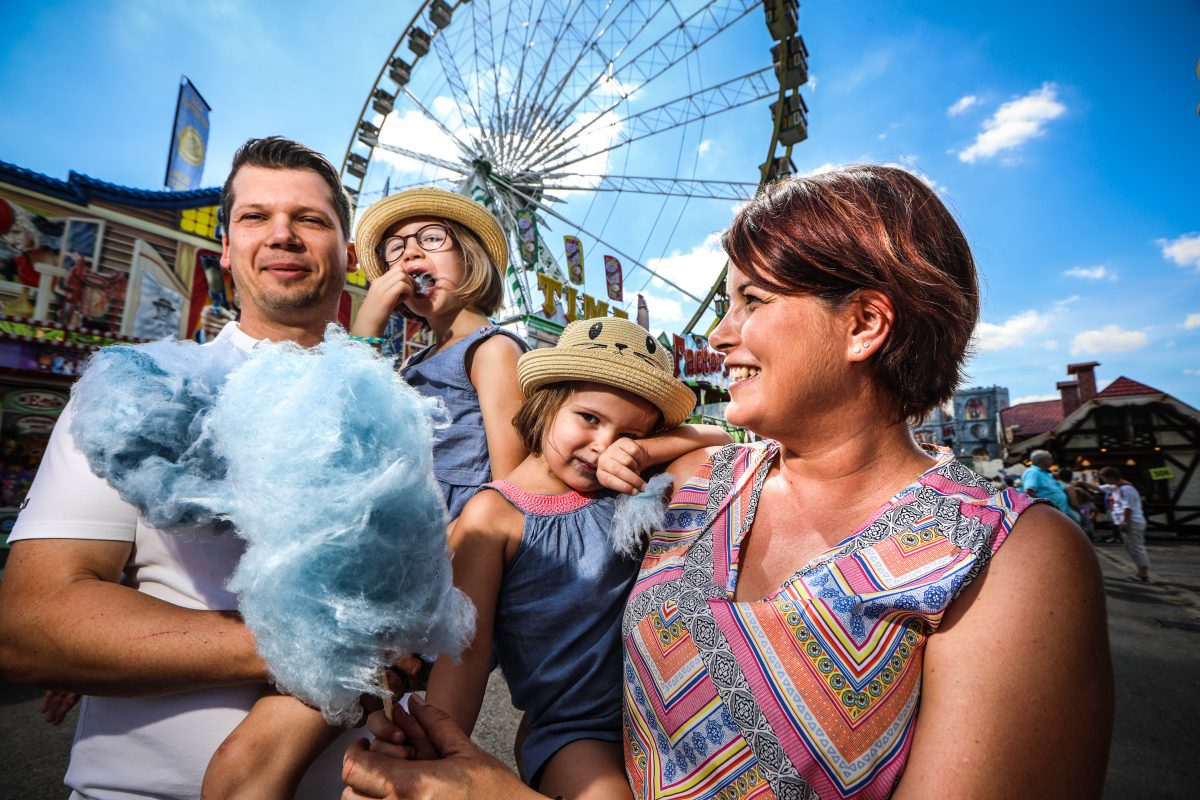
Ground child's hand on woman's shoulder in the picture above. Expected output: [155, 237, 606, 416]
[597, 438, 650, 495]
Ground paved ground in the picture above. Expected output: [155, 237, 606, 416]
[1, 539, 1197, 799]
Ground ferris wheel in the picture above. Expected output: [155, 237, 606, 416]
[341, 0, 808, 338]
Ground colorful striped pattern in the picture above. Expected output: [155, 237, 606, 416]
[623, 442, 1032, 799]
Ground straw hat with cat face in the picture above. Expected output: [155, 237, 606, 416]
[517, 317, 696, 428]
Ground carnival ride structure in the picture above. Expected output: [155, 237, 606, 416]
[340, 0, 809, 341]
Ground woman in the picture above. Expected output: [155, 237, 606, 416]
[343, 166, 1114, 799]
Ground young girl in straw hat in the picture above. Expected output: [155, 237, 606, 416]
[371, 318, 731, 799]
[351, 187, 529, 521]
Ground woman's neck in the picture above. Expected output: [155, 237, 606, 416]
[768, 402, 936, 513]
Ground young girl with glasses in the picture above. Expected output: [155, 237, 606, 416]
[351, 187, 530, 522]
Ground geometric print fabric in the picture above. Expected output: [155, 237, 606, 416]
[623, 442, 1033, 799]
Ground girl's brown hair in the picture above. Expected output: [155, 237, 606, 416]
[513, 383, 580, 456]
[513, 381, 665, 456]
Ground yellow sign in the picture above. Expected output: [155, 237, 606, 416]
[1148, 467, 1173, 480]
[536, 273, 628, 322]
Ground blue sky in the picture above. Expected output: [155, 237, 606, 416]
[2, 0, 1197, 407]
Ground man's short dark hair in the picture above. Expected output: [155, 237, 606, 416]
[219, 136, 351, 236]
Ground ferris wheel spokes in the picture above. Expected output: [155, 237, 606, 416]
[512, 0, 755, 173]
[533, 67, 775, 175]
[374, 142, 469, 177]
[491, 173, 704, 303]
[536, 174, 757, 201]
[397, 86, 485, 164]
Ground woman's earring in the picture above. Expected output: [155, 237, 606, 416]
[862, 340, 871, 349]
[852, 344, 862, 355]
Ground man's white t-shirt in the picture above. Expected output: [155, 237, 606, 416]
[9, 322, 360, 800]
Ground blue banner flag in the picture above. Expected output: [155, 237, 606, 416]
[164, 77, 211, 191]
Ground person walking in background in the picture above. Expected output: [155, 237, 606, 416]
[1100, 466, 1151, 582]
[1059, 467, 1102, 541]
[1022, 449, 1082, 523]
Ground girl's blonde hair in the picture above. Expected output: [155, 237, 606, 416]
[444, 219, 504, 316]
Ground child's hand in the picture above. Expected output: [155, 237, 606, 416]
[40, 689, 79, 725]
[598, 438, 649, 495]
[351, 269, 418, 337]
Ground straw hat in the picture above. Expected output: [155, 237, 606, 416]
[518, 318, 696, 428]
[354, 187, 508, 282]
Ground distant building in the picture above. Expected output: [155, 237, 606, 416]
[1001, 362, 1200, 536]
[912, 385, 1010, 460]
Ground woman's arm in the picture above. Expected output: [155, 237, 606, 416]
[424, 491, 520, 735]
[468, 335, 529, 481]
[891, 504, 1113, 799]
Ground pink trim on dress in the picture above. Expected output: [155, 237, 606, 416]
[483, 480, 595, 515]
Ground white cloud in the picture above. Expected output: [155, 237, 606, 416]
[972, 310, 1053, 351]
[1013, 393, 1060, 404]
[948, 95, 979, 116]
[637, 292, 684, 325]
[1185, 313, 1200, 329]
[808, 74, 819, 91]
[1071, 325, 1149, 355]
[645, 232, 726, 297]
[1063, 265, 1116, 280]
[958, 83, 1067, 163]
[1185, 369, 1200, 376]
[1044, 340, 1059, 350]
[697, 139, 713, 157]
[1158, 233, 1200, 272]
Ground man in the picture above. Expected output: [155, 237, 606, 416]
[0, 137, 360, 799]
[1021, 449, 1081, 523]
[1099, 466, 1151, 582]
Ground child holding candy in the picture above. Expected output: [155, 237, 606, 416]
[351, 187, 529, 521]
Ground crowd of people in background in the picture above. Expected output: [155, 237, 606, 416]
[1011, 449, 1151, 581]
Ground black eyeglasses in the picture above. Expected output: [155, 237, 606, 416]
[379, 224, 454, 266]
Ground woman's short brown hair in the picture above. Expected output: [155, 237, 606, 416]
[721, 165, 979, 422]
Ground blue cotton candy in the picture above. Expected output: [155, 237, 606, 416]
[609, 472, 675, 559]
[68, 325, 473, 724]
[70, 338, 243, 529]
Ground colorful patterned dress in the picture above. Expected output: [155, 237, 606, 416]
[622, 442, 1034, 800]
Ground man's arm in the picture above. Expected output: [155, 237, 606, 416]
[0, 538, 266, 695]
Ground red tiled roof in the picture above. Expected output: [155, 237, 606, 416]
[1096, 376, 1162, 398]
[1000, 399, 1064, 439]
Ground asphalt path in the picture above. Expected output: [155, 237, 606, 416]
[1, 540, 1196, 799]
